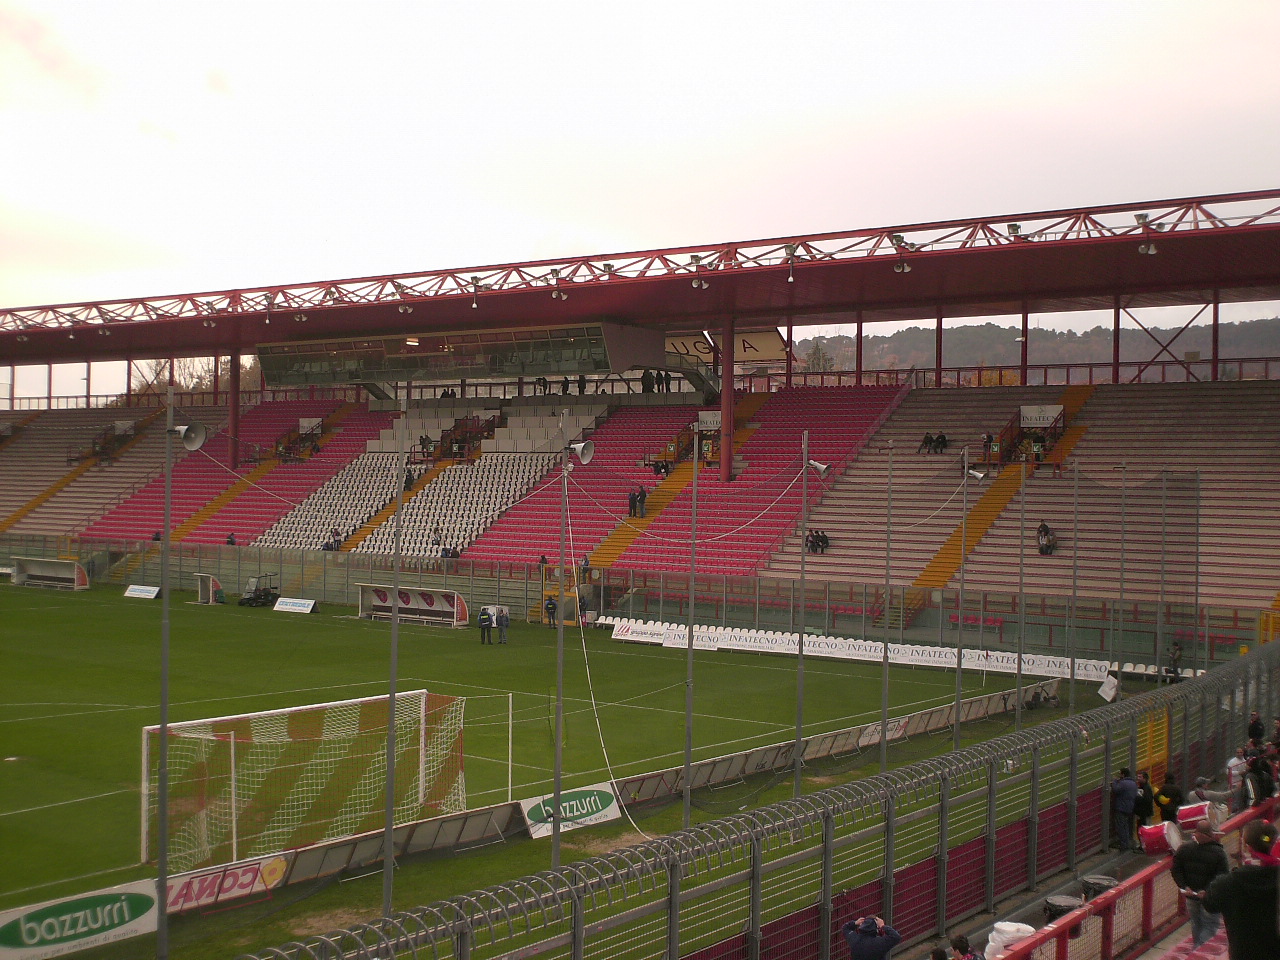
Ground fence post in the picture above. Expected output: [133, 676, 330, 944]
[747, 835, 763, 960]
[936, 773, 950, 936]
[1067, 732, 1079, 870]
[571, 891, 584, 960]
[1102, 721, 1113, 851]
[819, 813, 834, 960]
[883, 796, 896, 923]
[1027, 746, 1041, 889]
[454, 925, 472, 960]
[1128, 716, 1139, 777]
[666, 857, 681, 960]
[985, 759, 998, 912]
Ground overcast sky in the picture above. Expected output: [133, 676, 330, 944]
[3, 0, 1278, 396]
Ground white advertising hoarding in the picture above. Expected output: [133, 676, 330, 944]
[0, 880, 158, 960]
[520, 782, 622, 839]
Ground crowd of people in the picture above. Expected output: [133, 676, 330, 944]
[640, 369, 674, 393]
[1101, 710, 1280, 958]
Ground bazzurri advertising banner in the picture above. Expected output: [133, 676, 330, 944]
[0, 880, 158, 959]
[519, 782, 622, 840]
[610, 621, 1109, 683]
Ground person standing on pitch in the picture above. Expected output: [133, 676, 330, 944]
[496, 606, 509, 644]
[544, 595, 557, 626]
[477, 606, 494, 645]
[1172, 820, 1230, 946]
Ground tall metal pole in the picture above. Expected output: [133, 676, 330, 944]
[1116, 462, 1126, 700]
[552, 413, 568, 868]
[1193, 469, 1201, 676]
[794, 431, 809, 797]
[881, 442, 892, 772]
[953, 447, 968, 752]
[1016, 462, 1026, 732]
[1069, 460, 1078, 715]
[1158, 470, 1167, 682]
[683, 425, 700, 827]
[156, 387, 174, 960]
[382, 404, 407, 917]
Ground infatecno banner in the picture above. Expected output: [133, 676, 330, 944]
[613, 621, 1110, 683]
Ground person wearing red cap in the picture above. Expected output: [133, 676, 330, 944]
[1172, 820, 1230, 946]
[1203, 818, 1280, 959]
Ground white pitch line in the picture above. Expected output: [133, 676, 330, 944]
[0, 789, 133, 819]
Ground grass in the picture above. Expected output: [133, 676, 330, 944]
[0, 582, 1023, 958]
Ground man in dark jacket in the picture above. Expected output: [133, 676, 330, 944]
[1111, 768, 1139, 851]
[841, 916, 901, 959]
[1203, 818, 1280, 960]
[1156, 773, 1185, 825]
[1134, 771, 1155, 827]
[1172, 821, 1231, 946]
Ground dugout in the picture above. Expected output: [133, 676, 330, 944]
[358, 583, 469, 627]
[11, 556, 89, 591]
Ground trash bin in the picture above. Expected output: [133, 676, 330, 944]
[1043, 895, 1085, 938]
[1081, 875, 1117, 899]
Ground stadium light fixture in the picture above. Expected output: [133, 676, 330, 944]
[785, 243, 796, 283]
[1135, 213, 1149, 225]
[551, 426, 596, 869]
[1138, 242, 1158, 255]
[1008, 223, 1021, 236]
[398, 304, 413, 314]
[893, 261, 912, 274]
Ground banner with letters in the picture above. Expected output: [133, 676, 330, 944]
[612, 620, 1109, 683]
[519, 782, 622, 839]
[1020, 404, 1063, 429]
[0, 880, 158, 959]
[166, 853, 294, 914]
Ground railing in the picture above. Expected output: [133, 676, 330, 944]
[1001, 798, 1279, 960]
[232, 629, 1280, 960]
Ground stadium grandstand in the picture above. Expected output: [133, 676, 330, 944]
[4, 188, 1280, 960]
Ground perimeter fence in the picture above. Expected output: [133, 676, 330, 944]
[235, 633, 1280, 960]
[0, 534, 1261, 670]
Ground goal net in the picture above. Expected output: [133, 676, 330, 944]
[141, 690, 465, 871]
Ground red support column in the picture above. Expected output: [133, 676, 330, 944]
[229, 351, 242, 470]
[720, 316, 735, 483]
[1112, 296, 1121, 384]
[1211, 292, 1220, 382]
[785, 318, 793, 388]
[856, 313, 864, 385]
[934, 310, 943, 386]
[1020, 308, 1029, 386]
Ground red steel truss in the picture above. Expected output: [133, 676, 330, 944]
[1, 189, 1280, 370]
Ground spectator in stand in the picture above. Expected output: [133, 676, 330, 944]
[226, 533, 236, 546]
[637, 486, 647, 518]
[1166, 641, 1183, 682]
[840, 916, 900, 960]
[664, 371, 673, 392]
[1036, 521, 1057, 556]
[933, 431, 949, 453]
[560, 377, 570, 395]
[929, 949, 948, 960]
[1271, 717, 1280, 747]
[818, 530, 830, 553]
[1156, 772, 1185, 824]
[1134, 771, 1155, 828]
[577, 374, 586, 395]
[1227, 747, 1249, 791]
[1247, 711, 1264, 744]
[640, 369, 655, 393]
[1111, 768, 1138, 851]
[918, 433, 935, 454]
[948, 934, 979, 959]
[1172, 820, 1230, 947]
[1242, 756, 1270, 808]
[1203, 818, 1280, 960]
[628, 489, 637, 518]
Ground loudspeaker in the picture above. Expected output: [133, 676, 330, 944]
[174, 423, 208, 451]
[807, 459, 829, 478]
[569, 440, 594, 465]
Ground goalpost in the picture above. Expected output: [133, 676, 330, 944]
[141, 690, 465, 872]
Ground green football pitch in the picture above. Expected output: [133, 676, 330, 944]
[0, 583, 1011, 914]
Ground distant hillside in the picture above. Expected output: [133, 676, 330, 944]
[794, 316, 1280, 371]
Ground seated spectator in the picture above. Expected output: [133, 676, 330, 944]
[918, 433, 934, 454]
[933, 432, 949, 453]
[1036, 521, 1056, 556]
[818, 530, 830, 553]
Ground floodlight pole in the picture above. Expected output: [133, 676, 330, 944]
[382, 403, 408, 917]
[953, 446, 967, 753]
[1016, 461, 1026, 732]
[552, 413, 568, 869]
[1069, 460, 1079, 715]
[683, 423, 700, 829]
[880, 442, 892, 773]
[794, 431, 809, 798]
[156, 386, 174, 960]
